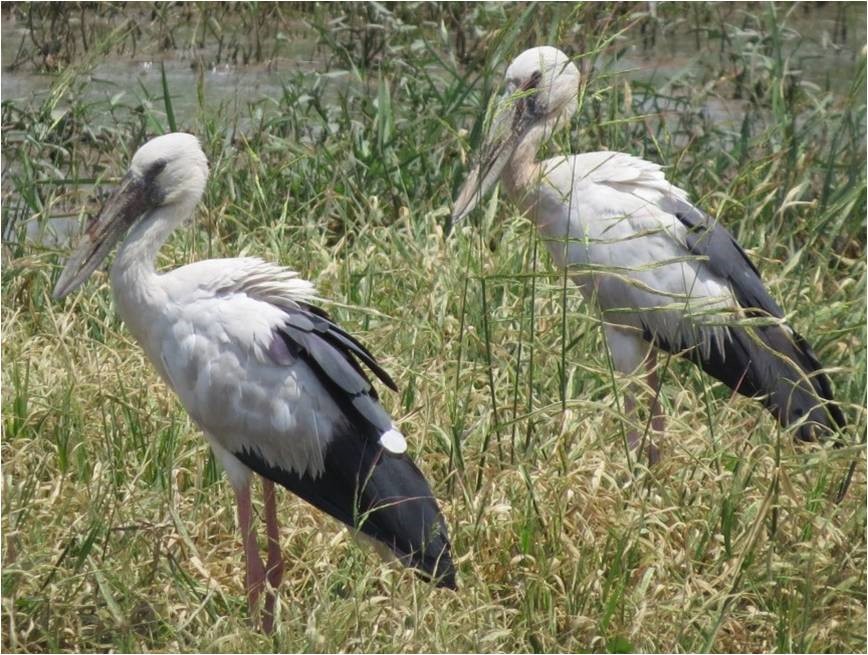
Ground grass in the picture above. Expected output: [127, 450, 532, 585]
[2, 2, 866, 652]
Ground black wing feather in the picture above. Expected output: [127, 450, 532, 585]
[235, 430, 456, 589]
[663, 198, 845, 438]
[249, 303, 457, 586]
[299, 302, 398, 392]
[667, 197, 784, 317]
[276, 305, 395, 432]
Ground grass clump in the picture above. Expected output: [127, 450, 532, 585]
[2, 3, 865, 652]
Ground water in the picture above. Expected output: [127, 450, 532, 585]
[2, 4, 864, 246]
[1, 9, 323, 247]
[3, 5, 863, 128]
[1, 12, 320, 129]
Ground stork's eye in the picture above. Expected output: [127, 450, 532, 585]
[524, 71, 542, 90]
[143, 159, 168, 205]
[144, 159, 167, 184]
[516, 71, 544, 117]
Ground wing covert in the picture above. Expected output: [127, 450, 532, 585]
[665, 196, 786, 318]
[273, 303, 397, 435]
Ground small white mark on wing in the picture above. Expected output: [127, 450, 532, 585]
[379, 427, 407, 454]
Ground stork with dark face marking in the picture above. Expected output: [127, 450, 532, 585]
[54, 133, 456, 633]
[453, 46, 845, 460]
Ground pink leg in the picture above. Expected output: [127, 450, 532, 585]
[622, 351, 664, 466]
[624, 391, 639, 449]
[261, 478, 284, 634]
[644, 351, 663, 465]
[606, 325, 660, 465]
[236, 482, 266, 629]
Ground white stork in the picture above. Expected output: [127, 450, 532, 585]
[54, 133, 456, 633]
[452, 46, 845, 461]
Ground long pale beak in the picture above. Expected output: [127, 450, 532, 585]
[451, 86, 542, 224]
[53, 172, 149, 300]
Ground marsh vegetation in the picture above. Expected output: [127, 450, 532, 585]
[2, 2, 865, 652]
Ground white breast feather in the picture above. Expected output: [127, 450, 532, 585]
[132, 258, 354, 479]
[534, 151, 736, 359]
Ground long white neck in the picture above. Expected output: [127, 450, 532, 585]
[110, 200, 194, 322]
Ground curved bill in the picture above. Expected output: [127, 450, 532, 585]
[53, 172, 148, 300]
[451, 87, 542, 225]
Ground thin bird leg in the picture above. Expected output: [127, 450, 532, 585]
[623, 390, 639, 449]
[261, 477, 284, 634]
[606, 324, 658, 464]
[642, 351, 663, 465]
[236, 482, 267, 629]
[624, 386, 658, 465]
[645, 350, 665, 434]
[622, 351, 664, 465]
[262, 478, 284, 586]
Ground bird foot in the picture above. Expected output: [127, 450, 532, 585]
[245, 559, 274, 634]
[245, 559, 284, 634]
[261, 552, 284, 634]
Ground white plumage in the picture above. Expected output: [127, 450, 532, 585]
[527, 151, 734, 363]
[55, 133, 456, 634]
[129, 257, 340, 480]
[453, 46, 844, 458]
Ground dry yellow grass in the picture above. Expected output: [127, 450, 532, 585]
[3, 2, 865, 652]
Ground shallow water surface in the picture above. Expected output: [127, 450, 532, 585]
[1, 12, 321, 128]
[1, 3, 864, 247]
[2, 4, 863, 127]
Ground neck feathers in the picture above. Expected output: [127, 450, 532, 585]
[111, 201, 193, 300]
[502, 123, 547, 198]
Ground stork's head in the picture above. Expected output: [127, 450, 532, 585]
[452, 46, 580, 223]
[53, 133, 209, 299]
[128, 132, 209, 207]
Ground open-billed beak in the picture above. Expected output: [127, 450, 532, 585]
[53, 172, 150, 300]
[451, 76, 543, 224]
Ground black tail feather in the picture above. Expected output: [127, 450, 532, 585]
[668, 201, 845, 440]
[235, 431, 456, 589]
[649, 322, 845, 442]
